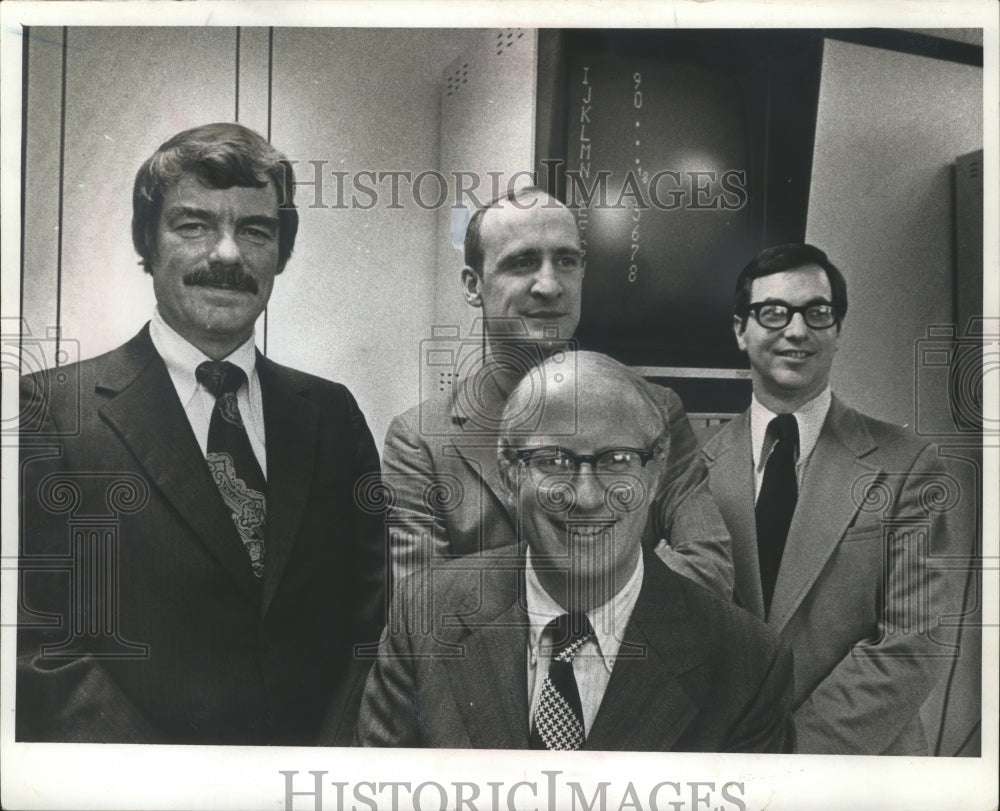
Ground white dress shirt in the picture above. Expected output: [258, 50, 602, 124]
[148, 307, 267, 477]
[749, 387, 831, 499]
[525, 551, 644, 735]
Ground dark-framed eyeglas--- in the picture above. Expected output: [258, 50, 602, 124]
[510, 446, 658, 477]
[744, 300, 840, 330]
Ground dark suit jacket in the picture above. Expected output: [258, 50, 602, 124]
[702, 396, 960, 754]
[17, 325, 385, 745]
[355, 549, 794, 751]
[383, 372, 734, 599]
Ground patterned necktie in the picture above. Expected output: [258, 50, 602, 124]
[756, 413, 799, 616]
[530, 613, 594, 750]
[195, 360, 266, 579]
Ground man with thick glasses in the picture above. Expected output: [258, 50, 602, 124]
[357, 351, 793, 751]
[701, 243, 958, 754]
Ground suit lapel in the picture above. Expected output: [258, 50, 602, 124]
[97, 327, 261, 604]
[449, 435, 507, 506]
[587, 559, 701, 750]
[446, 373, 512, 530]
[441, 565, 530, 748]
[437, 555, 705, 750]
[256, 355, 320, 615]
[703, 412, 764, 617]
[768, 397, 880, 633]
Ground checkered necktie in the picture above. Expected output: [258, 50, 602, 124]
[530, 613, 594, 750]
[196, 360, 266, 579]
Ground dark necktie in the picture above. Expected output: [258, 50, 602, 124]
[530, 613, 594, 750]
[195, 360, 266, 579]
[756, 413, 799, 616]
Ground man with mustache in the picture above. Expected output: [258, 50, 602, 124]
[701, 243, 959, 754]
[17, 123, 384, 744]
[358, 352, 793, 751]
[383, 186, 733, 599]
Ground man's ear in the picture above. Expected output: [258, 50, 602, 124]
[646, 436, 670, 498]
[497, 453, 517, 506]
[461, 266, 483, 308]
[733, 314, 748, 352]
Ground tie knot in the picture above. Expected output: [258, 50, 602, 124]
[196, 360, 247, 398]
[547, 613, 594, 661]
[768, 413, 799, 446]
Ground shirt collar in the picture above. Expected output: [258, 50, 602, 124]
[750, 387, 832, 470]
[525, 551, 644, 673]
[149, 307, 258, 402]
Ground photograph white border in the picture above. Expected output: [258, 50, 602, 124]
[2, 2, 996, 810]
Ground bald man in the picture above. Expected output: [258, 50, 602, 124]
[358, 351, 792, 751]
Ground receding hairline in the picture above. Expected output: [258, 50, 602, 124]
[478, 188, 570, 229]
[475, 191, 580, 269]
[500, 352, 665, 441]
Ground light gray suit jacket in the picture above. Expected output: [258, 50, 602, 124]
[702, 395, 962, 754]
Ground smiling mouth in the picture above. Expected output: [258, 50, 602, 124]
[565, 524, 614, 541]
[777, 350, 813, 359]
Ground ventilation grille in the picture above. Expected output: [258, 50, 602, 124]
[495, 28, 524, 55]
[959, 153, 982, 181]
[444, 61, 469, 97]
[437, 369, 455, 393]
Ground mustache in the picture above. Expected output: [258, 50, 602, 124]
[183, 265, 259, 294]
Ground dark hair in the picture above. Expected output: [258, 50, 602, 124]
[734, 243, 848, 330]
[463, 185, 552, 275]
[131, 122, 298, 273]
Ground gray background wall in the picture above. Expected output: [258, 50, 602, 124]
[808, 37, 983, 428]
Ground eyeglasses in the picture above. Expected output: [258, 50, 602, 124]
[743, 300, 840, 330]
[509, 446, 658, 477]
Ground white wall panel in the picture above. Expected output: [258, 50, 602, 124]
[55, 27, 238, 362]
[807, 39, 983, 427]
[236, 27, 271, 141]
[435, 28, 538, 335]
[265, 28, 476, 450]
[20, 27, 64, 356]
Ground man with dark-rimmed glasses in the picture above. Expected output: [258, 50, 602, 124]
[701, 242, 959, 754]
[357, 351, 793, 751]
